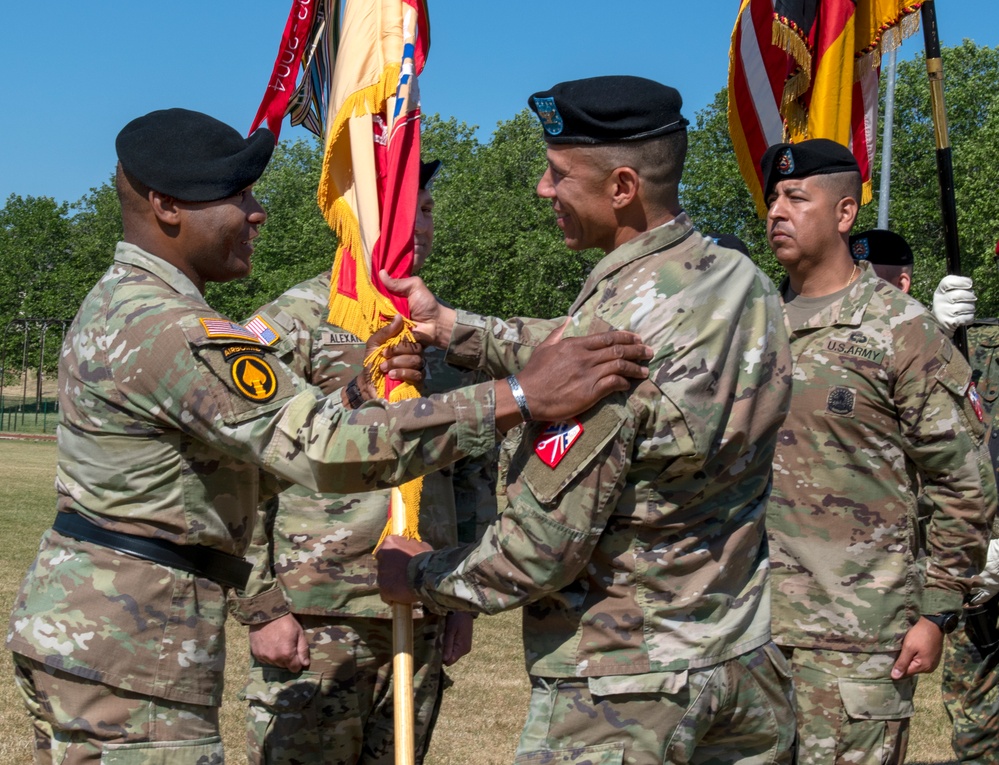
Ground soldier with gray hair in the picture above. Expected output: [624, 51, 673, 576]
[377, 75, 797, 764]
[762, 138, 995, 765]
[5, 107, 652, 763]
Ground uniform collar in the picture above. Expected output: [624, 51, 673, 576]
[778, 259, 876, 332]
[569, 213, 694, 316]
[114, 242, 206, 303]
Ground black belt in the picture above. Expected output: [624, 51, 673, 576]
[53, 511, 252, 590]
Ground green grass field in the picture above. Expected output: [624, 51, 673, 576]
[0, 439, 959, 763]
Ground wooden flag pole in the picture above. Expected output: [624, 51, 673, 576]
[390, 487, 416, 765]
[920, 0, 968, 358]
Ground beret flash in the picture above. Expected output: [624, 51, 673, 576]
[116, 108, 275, 202]
[850, 229, 914, 266]
[528, 76, 688, 144]
[760, 138, 860, 202]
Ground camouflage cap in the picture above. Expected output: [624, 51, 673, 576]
[528, 76, 688, 144]
[760, 138, 859, 202]
[850, 229, 914, 266]
[116, 108, 275, 202]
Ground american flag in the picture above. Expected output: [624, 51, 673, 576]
[245, 315, 279, 345]
[534, 420, 584, 469]
[199, 318, 260, 342]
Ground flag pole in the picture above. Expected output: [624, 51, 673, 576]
[390, 487, 416, 765]
[877, 46, 898, 229]
[920, 0, 968, 357]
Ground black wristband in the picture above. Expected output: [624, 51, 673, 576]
[345, 377, 365, 409]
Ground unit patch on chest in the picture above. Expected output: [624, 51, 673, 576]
[827, 386, 856, 416]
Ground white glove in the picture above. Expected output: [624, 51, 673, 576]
[932, 275, 976, 337]
[969, 537, 999, 604]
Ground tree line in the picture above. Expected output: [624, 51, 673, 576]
[1, 41, 996, 379]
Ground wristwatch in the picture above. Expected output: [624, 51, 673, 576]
[923, 611, 960, 634]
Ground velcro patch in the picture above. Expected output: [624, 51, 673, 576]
[245, 315, 280, 345]
[230, 354, 279, 402]
[969, 382, 985, 422]
[322, 330, 363, 345]
[223, 345, 265, 360]
[200, 317, 262, 342]
[825, 334, 885, 365]
[522, 404, 626, 505]
[534, 420, 584, 468]
[827, 386, 856, 416]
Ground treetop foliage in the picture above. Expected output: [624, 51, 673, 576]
[1, 41, 996, 380]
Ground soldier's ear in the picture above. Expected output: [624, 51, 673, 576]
[609, 167, 639, 210]
[149, 191, 182, 226]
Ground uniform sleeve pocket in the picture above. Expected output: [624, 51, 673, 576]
[838, 676, 915, 721]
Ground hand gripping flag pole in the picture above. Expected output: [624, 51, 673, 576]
[251, 2, 430, 762]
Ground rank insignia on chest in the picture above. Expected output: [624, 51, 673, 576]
[533, 419, 584, 469]
[230, 354, 279, 402]
[969, 382, 985, 422]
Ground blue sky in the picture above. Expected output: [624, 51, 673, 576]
[1, 1, 996, 205]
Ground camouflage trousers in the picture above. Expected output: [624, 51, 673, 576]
[513, 641, 796, 765]
[780, 647, 914, 765]
[241, 614, 445, 765]
[12, 653, 223, 765]
[942, 625, 999, 763]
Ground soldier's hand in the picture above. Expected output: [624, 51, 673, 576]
[442, 611, 475, 666]
[891, 618, 944, 679]
[353, 315, 426, 402]
[380, 269, 456, 348]
[248, 614, 310, 672]
[505, 327, 652, 427]
[932, 275, 976, 337]
[376, 534, 432, 604]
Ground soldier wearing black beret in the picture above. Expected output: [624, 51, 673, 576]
[850, 228, 915, 292]
[763, 137, 993, 765]
[377, 74, 796, 764]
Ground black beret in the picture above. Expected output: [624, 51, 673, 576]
[528, 76, 688, 144]
[419, 159, 442, 191]
[116, 108, 275, 202]
[850, 229, 914, 266]
[760, 138, 859, 202]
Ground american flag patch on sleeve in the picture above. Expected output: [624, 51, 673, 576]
[199, 318, 260, 342]
[245, 315, 280, 345]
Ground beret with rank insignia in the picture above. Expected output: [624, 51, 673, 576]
[528, 76, 689, 145]
[761, 138, 859, 202]
[849, 229, 913, 266]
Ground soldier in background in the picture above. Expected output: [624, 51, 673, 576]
[238, 160, 496, 764]
[5, 108, 652, 764]
[761, 138, 995, 765]
[849, 228, 914, 292]
[377, 75, 797, 764]
[930, 238, 999, 763]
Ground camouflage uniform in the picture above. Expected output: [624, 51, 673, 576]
[6, 244, 500, 762]
[768, 260, 995, 765]
[940, 320, 999, 763]
[408, 218, 798, 765]
[236, 273, 496, 764]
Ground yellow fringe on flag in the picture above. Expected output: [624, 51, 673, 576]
[315, 59, 425, 549]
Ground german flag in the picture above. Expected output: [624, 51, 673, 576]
[729, 0, 923, 215]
